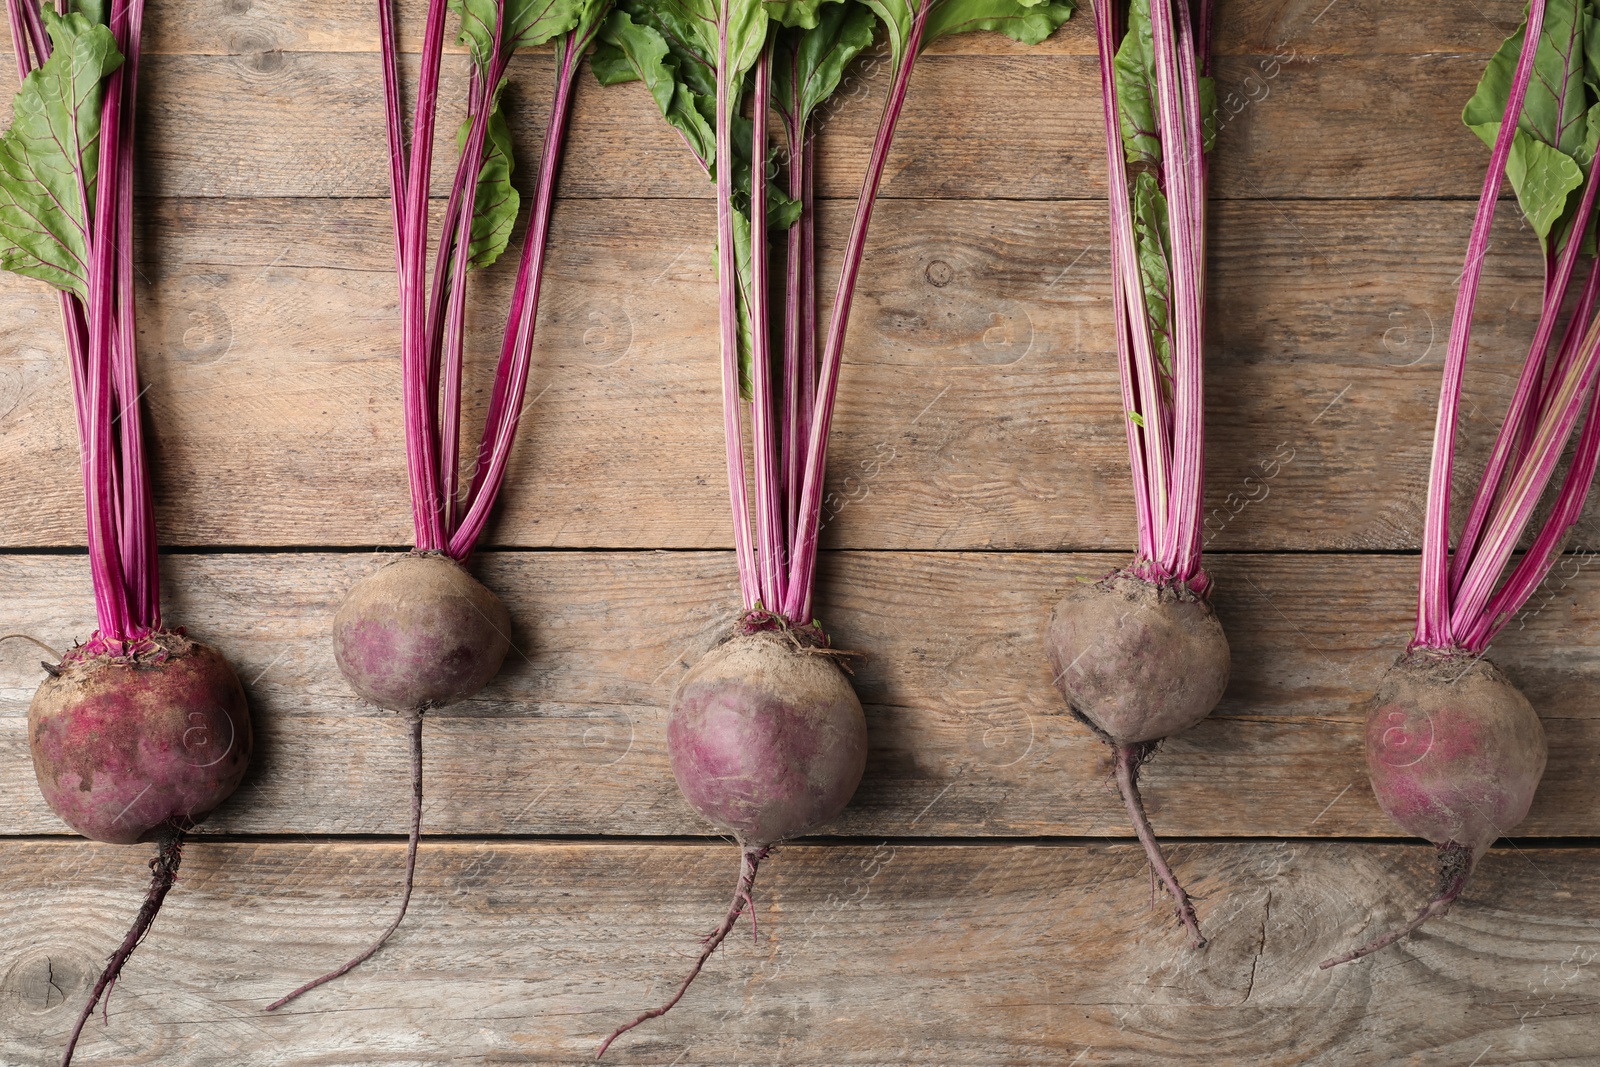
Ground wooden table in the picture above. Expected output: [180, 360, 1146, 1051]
[4, 1, 1599, 1063]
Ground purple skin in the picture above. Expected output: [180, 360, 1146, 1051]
[1043, 569, 1229, 947]
[29, 633, 251, 845]
[669, 631, 868, 846]
[1044, 572, 1230, 746]
[332, 552, 511, 711]
[1366, 652, 1546, 850]
[269, 552, 510, 1011]
[598, 630, 866, 1057]
[1322, 651, 1547, 967]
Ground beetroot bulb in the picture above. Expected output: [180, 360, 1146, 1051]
[590, 0, 1066, 1050]
[1324, 2, 1591, 966]
[599, 621, 867, 1054]
[0, 3, 251, 1063]
[267, 0, 610, 1008]
[1044, 0, 1225, 948]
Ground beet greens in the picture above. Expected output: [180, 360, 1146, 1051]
[1, 3, 252, 1063]
[269, 0, 615, 1009]
[592, 0, 1069, 1052]
[1324, 0, 1600, 967]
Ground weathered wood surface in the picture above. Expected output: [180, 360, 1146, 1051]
[4, 551, 1600, 839]
[0, 1, 1525, 203]
[8, 0, 1525, 56]
[0, 197, 1571, 550]
[2, 839, 1598, 1066]
[4, 0, 1600, 1062]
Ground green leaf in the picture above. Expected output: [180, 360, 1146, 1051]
[1465, 0, 1596, 248]
[1113, 0, 1159, 165]
[773, 1, 878, 125]
[1465, 0, 1590, 159]
[723, 0, 772, 83]
[589, 39, 642, 83]
[1130, 168, 1173, 390]
[0, 9, 123, 299]
[1111, 0, 1211, 166]
[597, 7, 717, 166]
[571, 0, 621, 48]
[728, 206, 757, 396]
[859, 0, 914, 62]
[766, 0, 844, 29]
[598, 0, 794, 398]
[455, 100, 522, 269]
[450, 0, 587, 69]
[1508, 129, 1585, 243]
[1199, 72, 1217, 152]
[923, 0, 1072, 48]
[70, 0, 109, 26]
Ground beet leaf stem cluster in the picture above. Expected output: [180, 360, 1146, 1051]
[1415, 0, 1600, 653]
[594, 0, 1069, 623]
[1, 0, 154, 649]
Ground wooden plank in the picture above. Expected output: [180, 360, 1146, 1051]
[3, 551, 1599, 839]
[0, 46, 1499, 201]
[0, 197, 1567, 551]
[3, 0, 1525, 56]
[2, 839, 1597, 1065]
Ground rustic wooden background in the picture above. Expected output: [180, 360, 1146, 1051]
[4, 0, 1600, 1063]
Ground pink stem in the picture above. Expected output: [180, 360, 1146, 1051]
[113, 0, 156, 632]
[748, 44, 785, 611]
[1451, 302, 1600, 639]
[449, 26, 593, 558]
[7, 1, 154, 641]
[14, 0, 45, 63]
[709, 0, 759, 608]
[795, 137, 818, 548]
[1149, 0, 1207, 582]
[378, 0, 408, 279]
[1451, 135, 1600, 598]
[780, 103, 805, 549]
[1468, 289, 1600, 651]
[400, 0, 450, 551]
[1414, 0, 1545, 649]
[83, 0, 133, 642]
[782, 4, 930, 623]
[435, 39, 508, 537]
[1093, 0, 1157, 563]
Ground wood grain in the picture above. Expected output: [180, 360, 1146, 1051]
[2, 839, 1597, 1066]
[3, 1, 1598, 1061]
[4, 0, 1525, 56]
[0, 47, 1504, 202]
[3, 551, 1599, 839]
[0, 197, 1574, 551]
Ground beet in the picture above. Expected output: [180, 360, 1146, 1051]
[269, 551, 511, 1010]
[27, 632, 251, 1064]
[1046, 572, 1229, 745]
[30, 633, 251, 845]
[275, 0, 589, 1005]
[1044, 570, 1229, 946]
[332, 552, 511, 712]
[1321, 651, 1547, 967]
[598, 627, 867, 1056]
[669, 631, 868, 846]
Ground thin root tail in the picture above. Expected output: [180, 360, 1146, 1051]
[60, 829, 185, 1067]
[597, 845, 771, 1059]
[1114, 743, 1206, 949]
[267, 709, 425, 1011]
[1319, 842, 1477, 969]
